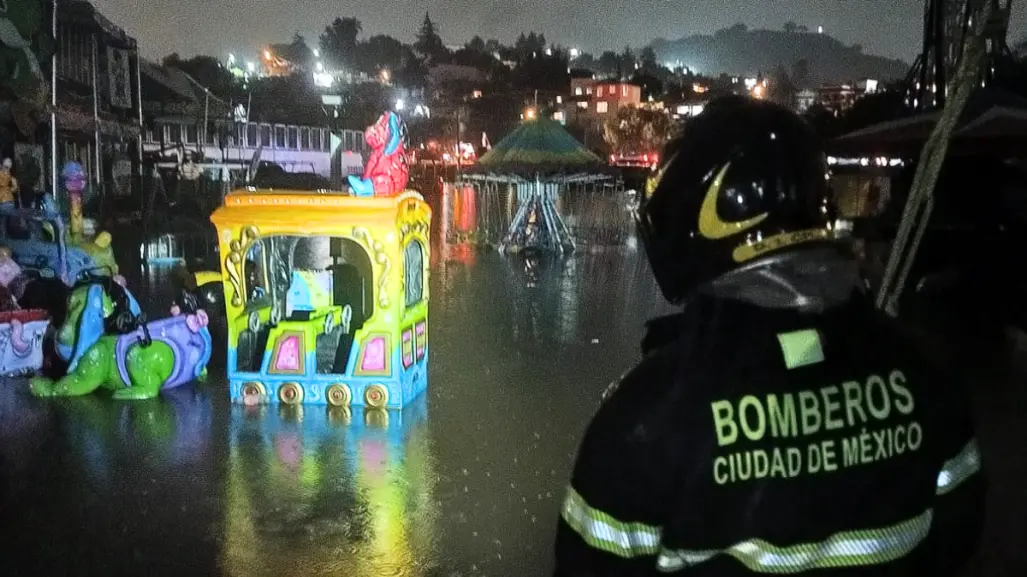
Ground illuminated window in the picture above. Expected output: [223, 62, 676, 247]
[577, 101, 588, 109]
[622, 85, 628, 97]
[586, 87, 593, 95]
[596, 101, 609, 114]
[404, 240, 424, 308]
[575, 87, 583, 96]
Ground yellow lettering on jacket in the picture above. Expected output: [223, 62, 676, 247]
[709, 370, 922, 486]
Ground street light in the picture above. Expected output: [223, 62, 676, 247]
[524, 108, 537, 120]
[395, 99, 405, 111]
[313, 49, 320, 58]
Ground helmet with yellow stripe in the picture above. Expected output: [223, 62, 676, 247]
[636, 96, 838, 304]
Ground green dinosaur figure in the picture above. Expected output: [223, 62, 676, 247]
[30, 282, 213, 400]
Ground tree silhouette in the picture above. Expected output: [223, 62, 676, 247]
[357, 35, 411, 75]
[597, 51, 620, 76]
[162, 54, 236, 101]
[619, 46, 636, 78]
[603, 106, 676, 155]
[320, 17, 362, 69]
[466, 35, 486, 53]
[791, 58, 811, 88]
[630, 71, 664, 100]
[277, 33, 314, 69]
[769, 64, 796, 108]
[639, 46, 658, 70]
[414, 12, 448, 64]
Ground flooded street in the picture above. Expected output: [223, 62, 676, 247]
[1, 185, 1024, 577]
[0, 238, 672, 576]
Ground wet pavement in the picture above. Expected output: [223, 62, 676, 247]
[0, 245, 673, 577]
[0, 182, 1025, 575]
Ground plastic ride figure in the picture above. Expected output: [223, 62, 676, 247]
[210, 114, 429, 410]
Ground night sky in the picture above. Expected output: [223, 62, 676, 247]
[94, 0, 1027, 62]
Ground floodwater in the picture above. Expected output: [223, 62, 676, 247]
[1, 182, 1025, 576]
[0, 231, 673, 576]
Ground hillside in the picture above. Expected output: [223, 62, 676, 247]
[651, 25, 909, 85]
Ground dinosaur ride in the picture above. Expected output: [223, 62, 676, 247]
[29, 277, 213, 400]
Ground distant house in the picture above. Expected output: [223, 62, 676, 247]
[569, 79, 642, 117]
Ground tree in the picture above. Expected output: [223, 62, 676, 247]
[619, 46, 636, 78]
[279, 33, 314, 69]
[357, 35, 411, 75]
[630, 71, 664, 100]
[596, 51, 620, 76]
[512, 49, 569, 92]
[791, 59, 811, 88]
[320, 17, 362, 69]
[603, 107, 676, 155]
[639, 46, 658, 70]
[513, 31, 547, 60]
[483, 39, 501, 53]
[414, 12, 448, 64]
[574, 52, 597, 72]
[162, 54, 236, 101]
[783, 21, 799, 33]
[466, 35, 486, 53]
[769, 64, 796, 108]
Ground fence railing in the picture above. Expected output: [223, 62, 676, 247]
[445, 180, 638, 249]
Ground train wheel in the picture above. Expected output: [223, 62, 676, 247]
[326, 383, 352, 407]
[364, 384, 388, 409]
[278, 382, 303, 405]
[241, 381, 266, 405]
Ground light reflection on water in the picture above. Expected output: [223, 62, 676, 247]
[1, 186, 672, 576]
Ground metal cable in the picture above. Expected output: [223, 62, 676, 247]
[876, 0, 994, 316]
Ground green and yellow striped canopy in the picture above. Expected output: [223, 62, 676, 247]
[476, 117, 603, 175]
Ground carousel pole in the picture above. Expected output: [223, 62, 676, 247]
[82, 32, 99, 238]
[134, 45, 149, 287]
[49, 0, 57, 201]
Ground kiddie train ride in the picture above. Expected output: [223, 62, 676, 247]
[210, 111, 431, 410]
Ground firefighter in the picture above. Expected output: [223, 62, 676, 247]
[554, 96, 984, 576]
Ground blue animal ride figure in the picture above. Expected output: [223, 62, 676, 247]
[30, 278, 213, 400]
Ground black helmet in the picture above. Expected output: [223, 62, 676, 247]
[637, 96, 836, 304]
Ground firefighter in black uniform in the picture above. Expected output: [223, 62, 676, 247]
[554, 96, 984, 576]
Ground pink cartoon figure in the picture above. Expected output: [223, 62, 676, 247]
[347, 111, 409, 197]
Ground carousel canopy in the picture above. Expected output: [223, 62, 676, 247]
[471, 117, 605, 176]
[828, 88, 1027, 157]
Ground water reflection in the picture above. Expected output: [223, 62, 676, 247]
[223, 398, 438, 577]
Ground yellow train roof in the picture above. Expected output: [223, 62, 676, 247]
[210, 189, 431, 229]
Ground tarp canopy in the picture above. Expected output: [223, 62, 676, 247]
[471, 117, 605, 176]
[829, 88, 1027, 157]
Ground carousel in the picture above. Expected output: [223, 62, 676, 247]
[454, 116, 625, 254]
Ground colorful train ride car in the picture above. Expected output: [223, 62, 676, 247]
[210, 189, 431, 409]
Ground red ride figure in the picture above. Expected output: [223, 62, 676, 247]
[347, 112, 410, 197]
